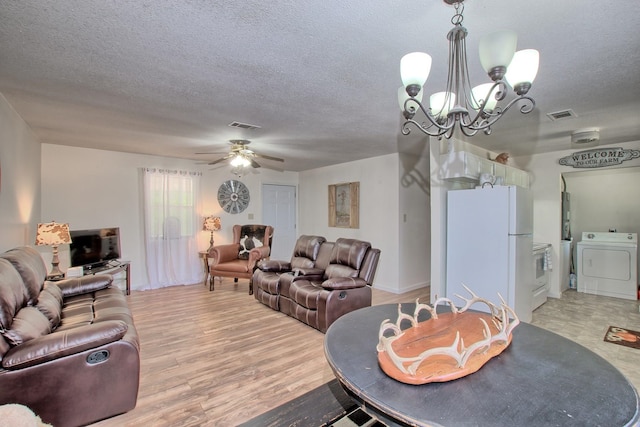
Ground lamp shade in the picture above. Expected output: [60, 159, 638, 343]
[430, 91, 456, 119]
[400, 52, 432, 88]
[35, 222, 71, 246]
[203, 216, 221, 232]
[397, 86, 423, 112]
[471, 83, 499, 112]
[478, 30, 517, 74]
[505, 49, 540, 87]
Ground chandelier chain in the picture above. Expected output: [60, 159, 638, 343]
[451, 2, 464, 26]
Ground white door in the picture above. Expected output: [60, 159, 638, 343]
[262, 184, 297, 260]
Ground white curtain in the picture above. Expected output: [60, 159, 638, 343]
[142, 168, 202, 288]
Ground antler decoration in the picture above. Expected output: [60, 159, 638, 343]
[377, 285, 519, 382]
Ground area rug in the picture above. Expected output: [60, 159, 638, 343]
[604, 326, 640, 349]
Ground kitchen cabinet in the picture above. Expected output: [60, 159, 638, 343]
[440, 151, 530, 188]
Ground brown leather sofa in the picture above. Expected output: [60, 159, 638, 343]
[0, 246, 140, 427]
[253, 237, 380, 332]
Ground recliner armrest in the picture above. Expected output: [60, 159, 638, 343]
[54, 275, 113, 297]
[1, 320, 128, 370]
[257, 259, 291, 273]
[293, 267, 325, 278]
[322, 277, 367, 290]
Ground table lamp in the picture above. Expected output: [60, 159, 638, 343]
[202, 216, 221, 251]
[35, 221, 72, 279]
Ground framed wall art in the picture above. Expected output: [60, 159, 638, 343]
[328, 182, 359, 228]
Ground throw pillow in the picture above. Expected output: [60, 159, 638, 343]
[2, 307, 51, 346]
[238, 225, 266, 260]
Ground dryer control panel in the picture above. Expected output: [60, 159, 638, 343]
[581, 232, 637, 244]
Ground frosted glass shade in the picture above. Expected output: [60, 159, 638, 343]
[400, 52, 432, 88]
[230, 155, 251, 167]
[430, 92, 456, 119]
[471, 83, 498, 111]
[479, 30, 517, 73]
[505, 49, 540, 87]
[398, 86, 423, 111]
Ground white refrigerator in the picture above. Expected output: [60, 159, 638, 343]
[446, 185, 534, 322]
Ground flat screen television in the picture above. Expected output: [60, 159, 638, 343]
[69, 227, 121, 271]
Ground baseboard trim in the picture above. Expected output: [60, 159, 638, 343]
[374, 281, 429, 294]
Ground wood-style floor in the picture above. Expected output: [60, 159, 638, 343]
[91, 279, 640, 427]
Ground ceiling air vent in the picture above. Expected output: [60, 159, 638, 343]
[228, 121, 261, 130]
[546, 109, 578, 121]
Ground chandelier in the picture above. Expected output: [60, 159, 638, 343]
[398, 0, 539, 139]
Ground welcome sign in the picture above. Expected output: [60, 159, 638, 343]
[558, 147, 640, 168]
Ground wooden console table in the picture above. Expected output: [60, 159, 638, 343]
[83, 261, 131, 295]
[324, 303, 640, 427]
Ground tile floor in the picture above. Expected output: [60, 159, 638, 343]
[530, 289, 640, 390]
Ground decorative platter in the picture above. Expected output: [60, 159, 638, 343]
[377, 286, 519, 385]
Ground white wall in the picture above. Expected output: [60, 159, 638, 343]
[41, 143, 433, 294]
[0, 94, 41, 252]
[298, 153, 430, 293]
[515, 141, 640, 298]
[398, 150, 431, 292]
[200, 168, 299, 246]
[40, 143, 299, 290]
[563, 167, 640, 239]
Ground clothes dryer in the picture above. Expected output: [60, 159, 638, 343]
[577, 232, 638, 300]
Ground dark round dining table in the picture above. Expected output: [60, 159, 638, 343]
[324, 303, 640, 427]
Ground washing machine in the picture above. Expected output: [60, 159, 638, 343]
[577, 232, 638, 300]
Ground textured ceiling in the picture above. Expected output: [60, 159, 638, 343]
[1, 1, 640, 172]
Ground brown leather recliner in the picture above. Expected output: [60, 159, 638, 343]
[253, 235, 327, 310]
[0, 246, 139, 427]
[254, 237, 380, 333]
[207, 224, 274, 294]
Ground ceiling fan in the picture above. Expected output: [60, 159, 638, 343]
[196, 140, 284, 170]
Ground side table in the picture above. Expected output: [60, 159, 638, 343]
[199, 251, 210, 287]
[83, 261, 131, 295]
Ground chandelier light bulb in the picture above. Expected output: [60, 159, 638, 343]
[430, 91, 456, 120]
[478, 30, 517, 80]
[471, 83, 498, 112]
[505, 49, 540, 94]
[400, 52, 432, 90]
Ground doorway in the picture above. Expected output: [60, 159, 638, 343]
[262, 184, 297, 260]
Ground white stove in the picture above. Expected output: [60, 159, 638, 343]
[577, 232, 638, 300]
[532, 243, 551, 310]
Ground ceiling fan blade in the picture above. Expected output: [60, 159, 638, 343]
[250, 159, 262, 168]
[254, 153, 284, 162]
[195, 151, 228, 155]
[208, 157, 229, 166]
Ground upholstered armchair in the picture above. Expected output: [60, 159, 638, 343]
[253, 235, 327, 310]
[207, 224, 274, 294]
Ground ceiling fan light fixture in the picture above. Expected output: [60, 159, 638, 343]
[398, 0, 539, 139]
[230, 154, 251, 167]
